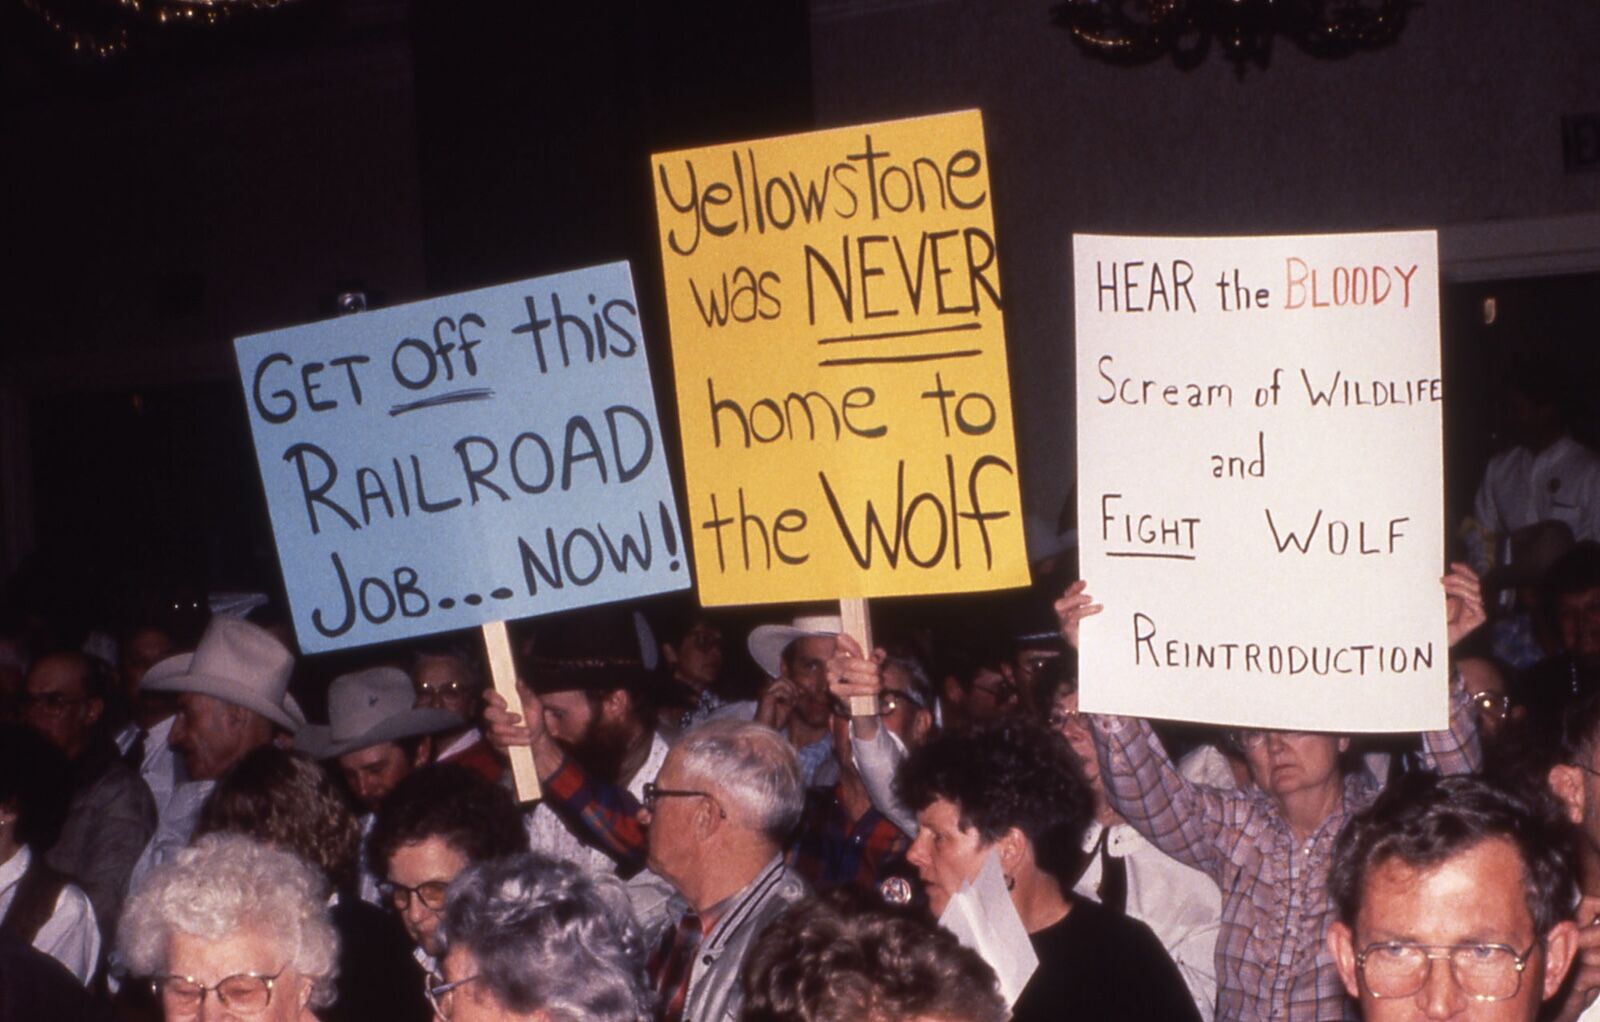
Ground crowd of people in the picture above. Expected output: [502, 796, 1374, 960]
[4, 367, 1600, 1021]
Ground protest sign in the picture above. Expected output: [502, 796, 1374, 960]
[235, 261, 688, 655]
[1074, 231, 1446, 732]
[652, 109, 1030, 608]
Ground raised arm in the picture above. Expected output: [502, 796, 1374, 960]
[1420, 563, 1488, 775]
[483, 685, 648, 872]
[1058, 581, 1241, 878]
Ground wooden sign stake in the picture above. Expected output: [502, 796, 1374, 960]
[839, 597, 879, 717]
[481, 620, 542, 803]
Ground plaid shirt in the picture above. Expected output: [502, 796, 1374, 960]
[787, 782, 912, 894]
[542, 755, 648, 874]
[1092, 680, 1480, 1022]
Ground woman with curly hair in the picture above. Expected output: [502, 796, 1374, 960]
[894, 718, 1200, 1022]
[118, 832, 337, 1021]
[194, 746, 430, 1022]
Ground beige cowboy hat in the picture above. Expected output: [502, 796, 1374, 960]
[747, 614, 842, 680]
[297, 667, 462, 760]
[141, 616, 305, 733]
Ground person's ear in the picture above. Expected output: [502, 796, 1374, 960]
[695, 793, 726, 838]
[911, 708, 933, 745]
[414, 736, 434, 769]
[83, 696, 105, 728]
[996, 826, 1029, 875]
[601, 688, 630, 722]
[660, 641, 680, 670]
[1337, 736, 1351, 755]
[1326, 922, 1362, 999]
[1549, 764, 1587, 825]
[941, 676, 965, 706]
[1542, 920, 1580, 1000]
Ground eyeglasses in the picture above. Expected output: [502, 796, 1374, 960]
[416, 680, 474, 703]
[683, 628, 723, 652]
[970, 678, 1018, 704]
[641, 782, 726, 817]
[379, 879, 451, 912]
[21, 692, 88, 714]
[1231, 728, 1312, 750]
[1047, 707, 1086, 731]
[1471, 691, 1513, 720]
[151, 968, 283, 1015]
[829, 690, 917, 718]
[426, 972, 480, 1020]
[1355, 940, 1539, 1001]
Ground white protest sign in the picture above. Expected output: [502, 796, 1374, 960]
[235, 261, 688, 654]
[1074, 231, 1446, 732]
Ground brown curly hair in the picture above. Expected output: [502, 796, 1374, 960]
[196, 746, 363, 891]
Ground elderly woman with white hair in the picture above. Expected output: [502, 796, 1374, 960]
[429, 852, 652, 1022]
[117, 833, 338, 1021]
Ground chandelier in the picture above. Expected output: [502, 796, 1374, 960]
[1051, 0, 1418, 76]
[20, 0, 317, 60]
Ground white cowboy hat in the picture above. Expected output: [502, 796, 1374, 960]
[747, 614, 843, 680]
[141, 616, 304, 734]
[297, 667, 462, 760]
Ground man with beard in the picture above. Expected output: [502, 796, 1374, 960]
[498, 607, 669, 877]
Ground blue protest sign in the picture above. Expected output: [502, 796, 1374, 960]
[235, 261, 688, 653]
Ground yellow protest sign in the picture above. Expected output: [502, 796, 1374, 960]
[653, 110, 1028, 605]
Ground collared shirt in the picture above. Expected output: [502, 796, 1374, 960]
[114, 715, 179, 814]
[0, 846, 101, 984]
[434, 728, 503, 783]
[1475, 434, 1600, 543]
[792, 732, 834, 788]
[528, 733, 669, 876]
[127, 777, 214, 897]
[787, 782, 911, 895]
[1091, 680, 1479, 1022]
[1075, 820, 1221, 1021]
[640, 855, 808, 1022]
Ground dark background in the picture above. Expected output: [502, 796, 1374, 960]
[1, 0, 1596, 659]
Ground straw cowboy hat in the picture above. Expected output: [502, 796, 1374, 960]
[297, 667, 462, 760]
[747, 614, 843, 680]
[142, 615, 305, 733]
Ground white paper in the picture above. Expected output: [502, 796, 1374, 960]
[1074, 231, 1448, 733]
[938, 851, 1039, 1007]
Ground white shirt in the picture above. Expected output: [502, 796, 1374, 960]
[127, 777, 214, 897]
[358, 812, 381, 906]
[0, 846, 101, 984]
[1074, 820, 1222, 1021]
[1475, 435, 1600, 542]
[434, 727, 487, 763]
[524, 732, 671, 876]
[114, 715, 180, 814]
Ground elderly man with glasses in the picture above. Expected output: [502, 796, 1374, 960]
[1327, 773, 1579, 1022]
[634, 718, 808, 1022]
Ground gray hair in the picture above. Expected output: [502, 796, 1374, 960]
[440, 853, 652, 1022]
[675, 719, 803, 842]
[116, 833, 339, 1008]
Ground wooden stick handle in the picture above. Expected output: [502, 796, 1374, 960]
[481, 620, 541, 803]
[839, 598, 878, 717]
